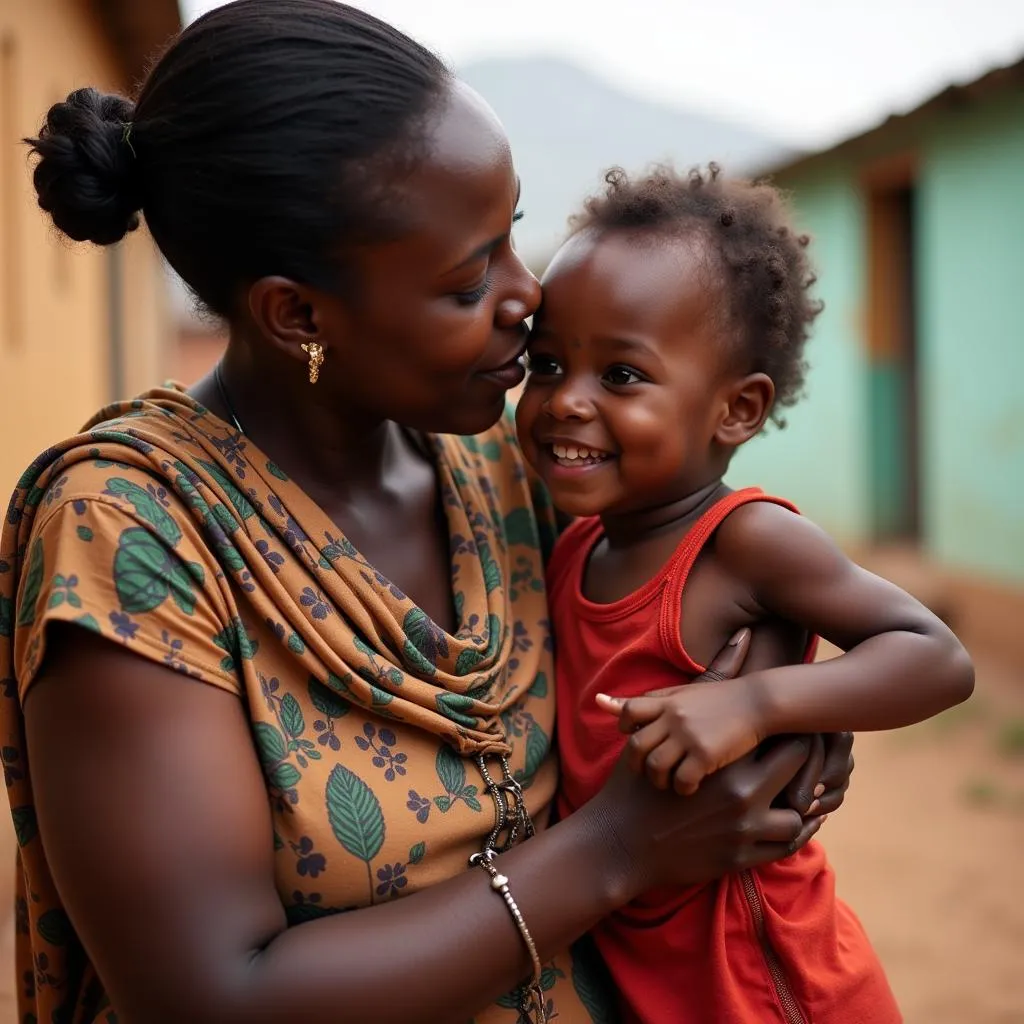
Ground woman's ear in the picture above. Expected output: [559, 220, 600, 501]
[715, 372, 775, 448]
[247, 276, 349, 367]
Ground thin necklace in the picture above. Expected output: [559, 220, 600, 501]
[214, 362, 245, 435]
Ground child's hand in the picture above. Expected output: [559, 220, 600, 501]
[597, 679, 766, 795]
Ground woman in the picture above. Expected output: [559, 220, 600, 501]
[0, 2, 853, 1021]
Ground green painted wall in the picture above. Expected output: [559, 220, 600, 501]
[916, 90, 1024, 583]
[728, 86, 1024, 584]
[727, 167, 869, 544]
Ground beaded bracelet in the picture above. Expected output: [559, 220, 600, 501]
[469, 847, 549, 1023]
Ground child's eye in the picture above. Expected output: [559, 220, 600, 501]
[526, 353, 562, 376]
[603, 364, 645, 386]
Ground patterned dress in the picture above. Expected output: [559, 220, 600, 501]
[0, 386, 614, 1024]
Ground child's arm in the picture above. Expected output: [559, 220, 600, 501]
[600, 503, 974, 794]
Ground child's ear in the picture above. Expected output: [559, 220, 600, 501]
[715, 373, 775, 447]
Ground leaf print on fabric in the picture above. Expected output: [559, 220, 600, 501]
[524, 718, 551, 781]
[435, 692, 478, 730]
[265, 459, 289, 481]
[0, 594, 12, 637]
[102, 478, 182, 547]
[432, 745, 481, 813]
[309, 677, 347, 752]
[408, 842, 425, 865]
[195, 459, 256, 520]
[76, 526, 93, 542]
[212, 618, 259, 673]
[454, 611, 503, 677]
[36, 909, 73, 947]
[401, 608, 448, 677]
[529, 671, 549, 699]
[280, 694, 305, 739]
[46, 574, 81, 610]
[326, 765, 386, 899]
[11, 806, 37, 847]
[73, 613, 102, 634]
[480, 542, 502, 594]
[16, 538, 44, 628]
[570, 940, 617, 1023]
[406, 790, 431, 824]
[113, 527, 205, 616]
[503, 506, 539, 548]
[290, 836, 326, 879]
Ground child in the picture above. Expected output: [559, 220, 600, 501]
[515, 164, 974, 1024]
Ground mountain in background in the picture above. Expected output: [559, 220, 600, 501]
[460, 55, 798, 264]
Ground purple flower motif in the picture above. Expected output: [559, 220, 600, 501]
[406, 790, 431, 824]
[255, 539, 285, 574]
[355, 723, 408, 782]
[291, 836, 327, 878]
[375, 862, 408, 899]
[300, 587, 330, 621]
[109, 611, 140, 641]
[146, 482, 171, 507]
[71, 500, 87, 516]
[0, 678, 15, 700]
[313, 719, 341, 751]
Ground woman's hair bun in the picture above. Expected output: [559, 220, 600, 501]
[27, 87, 143, 246]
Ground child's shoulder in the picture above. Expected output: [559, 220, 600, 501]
[713, 495, 839, 585]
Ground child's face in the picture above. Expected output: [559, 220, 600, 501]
[516, 229, 740, 518]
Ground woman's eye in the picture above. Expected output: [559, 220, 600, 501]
[604, 365, 644, 386]
[526, 354, 561, 376]
[455, 276, 492, 306]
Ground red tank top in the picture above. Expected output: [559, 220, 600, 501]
[549, 489, 901, 1024]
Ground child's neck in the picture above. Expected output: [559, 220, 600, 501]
[599, 478, 728, 550]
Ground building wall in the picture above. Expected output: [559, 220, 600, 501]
[916, 90, 1024, 584]
[0, 0, 171, 497]
[727, 86, 1024, 585]
[726, 164, 869, 545]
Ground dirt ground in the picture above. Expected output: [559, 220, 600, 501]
[0, 602, 1020, 1021]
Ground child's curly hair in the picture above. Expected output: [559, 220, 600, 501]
[571, 163, 823, 426]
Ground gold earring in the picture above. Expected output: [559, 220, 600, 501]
[300, 341, 325, 384]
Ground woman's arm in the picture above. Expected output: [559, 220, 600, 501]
[26, 625, 821, 1024]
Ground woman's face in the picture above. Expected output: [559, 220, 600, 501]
[319, 81, 540, 437]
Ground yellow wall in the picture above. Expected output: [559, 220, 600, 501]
[0, 0, 171, 496]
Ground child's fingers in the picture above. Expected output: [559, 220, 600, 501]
[603, 695, 666, 734]
[643, 736, 686, 790]
[673, 754, 708, 796]
[625, 718, 669, 775]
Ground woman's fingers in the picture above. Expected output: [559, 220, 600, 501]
[692, 628, 751, 684]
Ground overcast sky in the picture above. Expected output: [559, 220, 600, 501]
[180, 0, 1024, 148]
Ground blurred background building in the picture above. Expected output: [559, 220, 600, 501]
[1, 1, 1022, 1021]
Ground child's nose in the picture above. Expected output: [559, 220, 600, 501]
[544, 381, 595, 421]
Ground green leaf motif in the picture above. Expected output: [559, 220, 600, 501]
[11, 806, 37, 847]
[461, 784, 482, 813]
[16, 539, 44, 628]
[325, 672, 354, 697]
[504, 506, 539, 547]
[529, 672, 549, 699]
[287, 632, 305, 655]
[196, 459, 255, 520]
[254, 722, 287, 765]
[480, 439, 502, 462]
[266, 460, 289, 481]
[213, 618, 259, 672]
[309, 678, 349, 719]
[455, 647, 486, 677]
[481, 548, 502, 594]
[76, 526, 93, 542]
[436, 692, 477, 729]
[369, 684, 394, 711]
[210, 505, 246, 572]
[402, 608, 447, 677]
[570, 941, 616, 1024]
[0, 595, 13, 638]
[271, 763, 302, 789]
[524, 721, 551, 780]
[37, 908, 73, 947]
[73, 613, 101, 633]
[281, 693, 305, 738]
[326, 765, 385, 863]
[435, 744, 466, 796]
[433, 795, 452, 812]
[113, 527, 202, 615]
[408, 842, 425, 865]
[103, 477, 182, 547]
